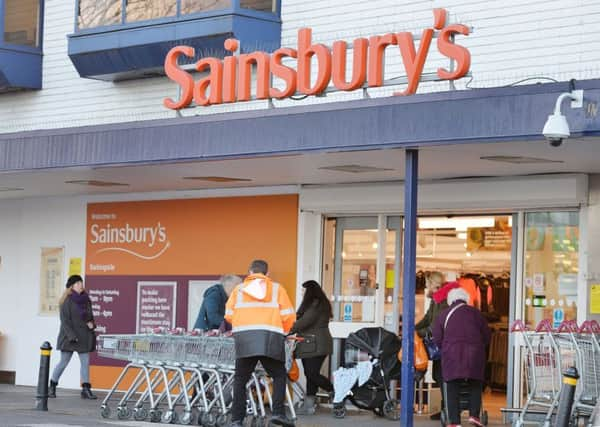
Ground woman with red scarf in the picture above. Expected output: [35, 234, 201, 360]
[415, 274, 460, 420]
[49, 275, 97, 400]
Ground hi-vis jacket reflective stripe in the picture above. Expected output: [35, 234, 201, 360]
[224, 273, 296, 361]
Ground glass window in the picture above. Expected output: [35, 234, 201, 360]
[126, 0, 176, 23]
[321, 218, 378, 323]
[239, 0, 276, 13]
[78, 0, 121, 29]
[336, 228, 377, 322]
[4, 0, 40, 47]
[181, 0, 231, 14]
[523, 212, 579, 328]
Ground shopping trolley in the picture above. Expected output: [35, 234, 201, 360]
[511, 319, 562, 427]
[98, 329, 268, 426]
[569, 321, 600, 422]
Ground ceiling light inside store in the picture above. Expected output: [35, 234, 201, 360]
[457, 232, 467, 240]
[480, 155, 564, 164]
[372, 242, 378, 249]
[318, 164, 394, 173]
[418, 217, 495, 231]
[183, 176, 252, 182]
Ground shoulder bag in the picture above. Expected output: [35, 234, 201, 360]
[423, 303, 466, 361]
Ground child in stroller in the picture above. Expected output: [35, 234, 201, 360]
[332, 327, 401, 421]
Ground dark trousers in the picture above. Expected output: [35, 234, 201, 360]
[301, 356, 333, 396]
[445, 379, 483, 424]
[231, 356, 286, 422]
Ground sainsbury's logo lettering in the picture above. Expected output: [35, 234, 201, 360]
[90, 222, 170, 260]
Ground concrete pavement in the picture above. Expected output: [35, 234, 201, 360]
[0, 384, 508, 427]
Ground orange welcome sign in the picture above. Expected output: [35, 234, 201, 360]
[163, 8, 470, 109]
[86, 195, 298, 293]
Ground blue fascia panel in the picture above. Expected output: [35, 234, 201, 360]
[68, 14, 281, 81]
[0, 48, 42, 91]
[3, 78, 600, 171]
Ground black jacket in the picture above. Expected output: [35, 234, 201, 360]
[56, 295, 96, 353]
[415, 298, 449, 338]
[290, 300, 333, 358]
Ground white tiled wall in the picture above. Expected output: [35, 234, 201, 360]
[1, 0, 599, 133]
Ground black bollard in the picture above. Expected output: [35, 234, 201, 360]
[555, 366, 579, 427]
[35, 341, 52, 411]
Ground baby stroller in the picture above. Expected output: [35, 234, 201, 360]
[332, 327, 401, 420]
[440, 381, 488, 427]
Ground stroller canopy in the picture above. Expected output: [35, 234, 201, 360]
[345, 327, 401, 377]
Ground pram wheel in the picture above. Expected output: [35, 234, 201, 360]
[100, 405, 111, 419]
[134, 407, 147, 421]
[382, 399, 399, 421]
[333, 404, 346, 419]
[117, 406, 131, 420]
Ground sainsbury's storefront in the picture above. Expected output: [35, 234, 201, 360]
[1, 2, 600, 424]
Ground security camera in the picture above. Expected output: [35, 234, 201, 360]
[542, 114, 569, 147]
[542, 89, 583, 147]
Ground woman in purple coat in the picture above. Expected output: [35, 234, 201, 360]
[432, 287, 491, 427]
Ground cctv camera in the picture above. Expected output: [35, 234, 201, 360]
[542, 113, 569, 147]
[542, 89, 584, 147]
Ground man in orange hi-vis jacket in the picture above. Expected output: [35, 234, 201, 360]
[225, 259, 296, 427]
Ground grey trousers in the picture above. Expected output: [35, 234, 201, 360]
[50, 351, 90, 384]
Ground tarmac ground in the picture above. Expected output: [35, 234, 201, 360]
[0, 384, 509, 427]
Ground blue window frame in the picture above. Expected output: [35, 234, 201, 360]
[0, 0, 43, 52]
[68, 0, 282, 81]
[73, 0, 281, 33]
[0, 0, 43, 91]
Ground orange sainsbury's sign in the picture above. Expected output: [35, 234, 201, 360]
[163, 8, 470, 110]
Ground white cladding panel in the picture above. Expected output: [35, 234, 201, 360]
[1, 1, 600, 132]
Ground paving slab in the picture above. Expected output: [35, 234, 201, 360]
[0, 385, 508, 427]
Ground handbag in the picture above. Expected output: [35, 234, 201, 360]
[423, 303, 466, 361]
[422, 331, 441, 361]
[294, 333, 317, 357]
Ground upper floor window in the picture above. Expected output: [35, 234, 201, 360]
[77, 0, 277, 30]
[3, 0, 41, 48]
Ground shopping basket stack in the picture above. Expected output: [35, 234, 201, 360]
[97, 329, 299, 426]
[510, 319, 600, 427]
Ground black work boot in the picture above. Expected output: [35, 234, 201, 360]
[48, 380, 57, 398]
[81, 382, 97, 399]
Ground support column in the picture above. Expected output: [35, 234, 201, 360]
[400, 148, 419, 427]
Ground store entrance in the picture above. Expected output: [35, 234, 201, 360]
[415, 215, 512, 417]
[321, 214, 513, 417]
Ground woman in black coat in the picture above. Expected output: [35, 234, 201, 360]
[49, 275, 97, 399]
[289, 280, 333, 415]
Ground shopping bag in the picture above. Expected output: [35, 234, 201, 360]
[288, 359, 300, 382]
[397, 333, 429, 371]
[414, 333, 429, 371]
[422, 331, 441, 361]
